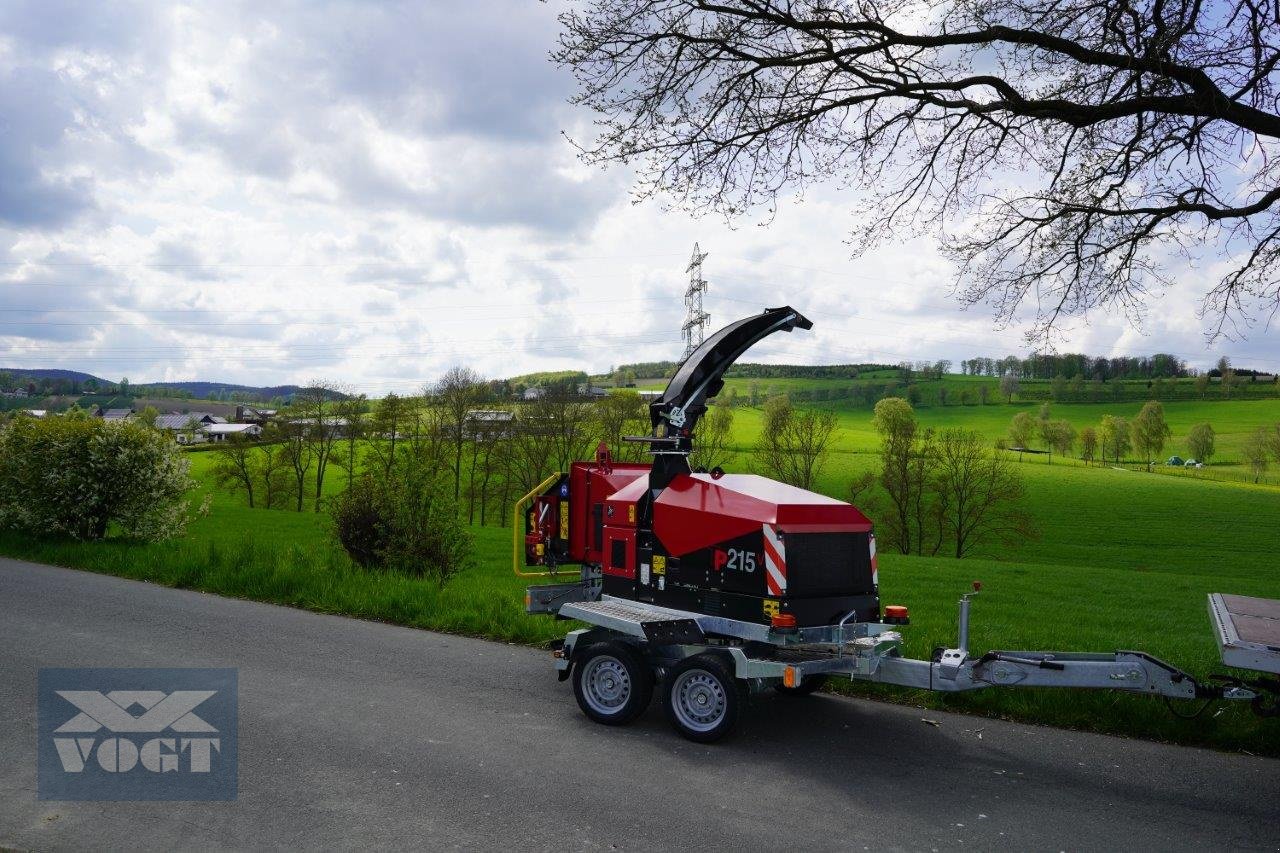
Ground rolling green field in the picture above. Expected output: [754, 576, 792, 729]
[1, 382, 1278, 753]
[721, 393, 1280, 461]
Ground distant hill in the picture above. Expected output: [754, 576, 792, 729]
[0, 367, 110, 385]
[506, 370, 588, 387]
[132, 381, 303, 400]
[0, 368, 302, 402]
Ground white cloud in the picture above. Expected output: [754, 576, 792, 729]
[0, 0, 1276, 392]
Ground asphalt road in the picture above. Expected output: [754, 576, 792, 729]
[1, 558, 1277, 852]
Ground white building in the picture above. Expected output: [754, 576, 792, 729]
[202, 423, 263, 442]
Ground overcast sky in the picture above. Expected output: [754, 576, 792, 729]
[1, 1, 1277, 392]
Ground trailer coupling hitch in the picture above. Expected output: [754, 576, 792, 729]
[1207, 674, 1280, 717]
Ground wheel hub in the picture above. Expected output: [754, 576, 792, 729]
[673, 670, 727, 732]
[583, 656, 631, 715]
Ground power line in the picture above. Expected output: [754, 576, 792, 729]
[0, 250, 688, 270]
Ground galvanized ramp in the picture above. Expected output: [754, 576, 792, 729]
[560, 597, 708, 644]
[1209, 593, 1280, 675]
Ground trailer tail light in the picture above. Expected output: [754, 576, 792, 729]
[783, 666, 799, 688]
[883, 605, 910, 625]
[771, 612, 797, 630]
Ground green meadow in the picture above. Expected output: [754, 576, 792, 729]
[1, 382, 1278, 753]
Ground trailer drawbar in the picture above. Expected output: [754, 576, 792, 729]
[517, 306, 1280, 742]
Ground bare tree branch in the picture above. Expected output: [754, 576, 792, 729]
[557, 0, 1280, 340]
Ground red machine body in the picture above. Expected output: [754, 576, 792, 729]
[523, 456, 649, 570]
[559, 463, 880, 627]
[522, 306, 881, 628]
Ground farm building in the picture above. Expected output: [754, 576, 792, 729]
[285, 416, 352, 437]
[154, 412, 225, 431]
[464, 409, 514, 440]
[202, 423, 263, 442]
[155, 412, 227, 443]
[95, 407, 135, 421]
[235, 405, 277, 424]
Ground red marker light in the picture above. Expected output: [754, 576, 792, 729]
[884, 605, 909, 622]
[771, 613, 797, 629]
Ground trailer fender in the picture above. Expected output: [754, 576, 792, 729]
[560, 628, 647, 682]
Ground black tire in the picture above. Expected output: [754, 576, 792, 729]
[664, 654, 742, 743]
[572, 641, 654, 726]
[774, 674, 829, 697]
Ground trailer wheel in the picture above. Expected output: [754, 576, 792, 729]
[664, 654, 742, 743]
[572, 642, 654, 726]
[774, 674, 829, 697]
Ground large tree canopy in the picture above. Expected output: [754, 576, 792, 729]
[556, 0, 1280, 341]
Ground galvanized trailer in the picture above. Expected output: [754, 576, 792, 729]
[527, 583, 1279, 742]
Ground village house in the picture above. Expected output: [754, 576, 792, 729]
[154, 412, 226, 444]
[202, 423, 263, 442]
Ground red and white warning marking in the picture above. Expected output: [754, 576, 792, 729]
[870, 532, 879, 588]
[762, 524, 787, 596]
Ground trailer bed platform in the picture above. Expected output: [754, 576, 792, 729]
[1209, 593, 1280, 675]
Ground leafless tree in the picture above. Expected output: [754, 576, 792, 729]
[558, 1, 1280, 340]
[279, 420, 314, 512]
[257, 438, 292, 509]
[294, 381, 343, 511]
[434, 367, 490, 500]
[591, 390, 650, 461]
[933, 429, 1036, 558]
[530, 387, 597, 474]
[333, 392, 369, 492]
[1079, 425, 1098, 465]
[211, 435, 257, 508]
[465, 413, 509, 525]
[401, 394, 449, 471]
[999, 374, 1019, 403]
[369, 392, 409, 474]
[504, 413, 560, 501]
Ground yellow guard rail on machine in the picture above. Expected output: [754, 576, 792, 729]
[513, 473, 563, 578]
